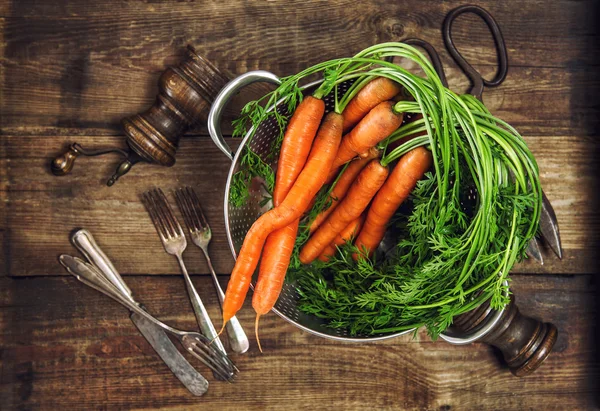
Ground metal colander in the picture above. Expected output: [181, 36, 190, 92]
[207, 70, 506, 343]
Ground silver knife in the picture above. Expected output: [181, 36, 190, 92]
[69, 229, 209, 396]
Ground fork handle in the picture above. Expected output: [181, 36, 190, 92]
[223, 309, 250, 354]
[202, 249, 250, 354]
[177, 256, 227, 355]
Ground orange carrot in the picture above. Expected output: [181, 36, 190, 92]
[342, 77, 403, 132]
[354, 147, 432, 260]
[332, 101, 404, 170]
[318, 244, 336, 263]
[387, 113, 426, 152]
[324, 145, 380, 188]
[252, 97, 325, 350]
[253, 220, 299, 352]
[254, 221, 299, 311]
[318, 214, 365, 262]
[253, 96, 324, 311]
[272, 96, 325, 203]
[222, 112, 343, 326]
[299, 159, 389, 264]
[309, 147, 380, 234]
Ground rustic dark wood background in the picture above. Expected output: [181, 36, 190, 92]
[1, 0, 599, 409]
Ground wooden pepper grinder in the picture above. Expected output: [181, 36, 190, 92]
[446, 294, 558, 377]
[51, 45, 229, 185]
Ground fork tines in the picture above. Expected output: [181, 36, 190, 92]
[174, 187, 208, 234]
[142, 188, 185, 240]
[189, 334, 238, 382]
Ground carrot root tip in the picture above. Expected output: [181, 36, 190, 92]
[212, 322, 226, 343]
[255, 314, 263, 353]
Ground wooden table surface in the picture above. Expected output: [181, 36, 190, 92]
[1, 0, 599, 409]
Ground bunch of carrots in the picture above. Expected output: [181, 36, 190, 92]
[220, 74, 433, 350]
[219, 43, 542, 340]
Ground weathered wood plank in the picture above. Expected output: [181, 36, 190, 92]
[0, 17, 5, 63]
[0, 17, 5, 271]
[0, 274, 597, 409]
[1, 0, 598, 67]
[0, 88, 7, 276]
[1, 134, 598, 276]
[0, 136, 238, 276]
[1, 58, 597, 138]
[1, 0, 599, 137]
[1, 1, 598, 409]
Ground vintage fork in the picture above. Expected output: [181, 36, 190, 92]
[142, 188, 226, 355]
[174, 187, 250, 354]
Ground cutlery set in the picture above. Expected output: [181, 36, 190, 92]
[59, 188, 244, 396]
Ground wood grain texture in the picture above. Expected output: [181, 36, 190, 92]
[1, 0, 599, 408]
[1, 1, 599, 137]
[0, 63, 597, 139]
[1, 274, 598, 409]
[1, 134, 598, 276]
[1, 0, 598, 65]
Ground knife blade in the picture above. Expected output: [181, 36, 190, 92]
[540, 191, 563, 259]
[130, 313, 209, 396]
[69, 229, 209, 396]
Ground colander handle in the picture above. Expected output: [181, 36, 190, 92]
[440, 292, 557, 377]
[208, 70, 282, 160]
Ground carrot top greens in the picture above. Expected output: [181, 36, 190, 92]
[230, 42, 541, 338]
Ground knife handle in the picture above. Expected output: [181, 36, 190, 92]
[59, 255, 181, 337]
[71, 228, 135, 302]
[60, 255, 141, 312]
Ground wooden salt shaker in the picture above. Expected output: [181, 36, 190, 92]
[51, 45, 229, 185]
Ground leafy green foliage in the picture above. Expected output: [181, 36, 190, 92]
[229, 77, 305, 204]
[229, 148, 276, 208]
